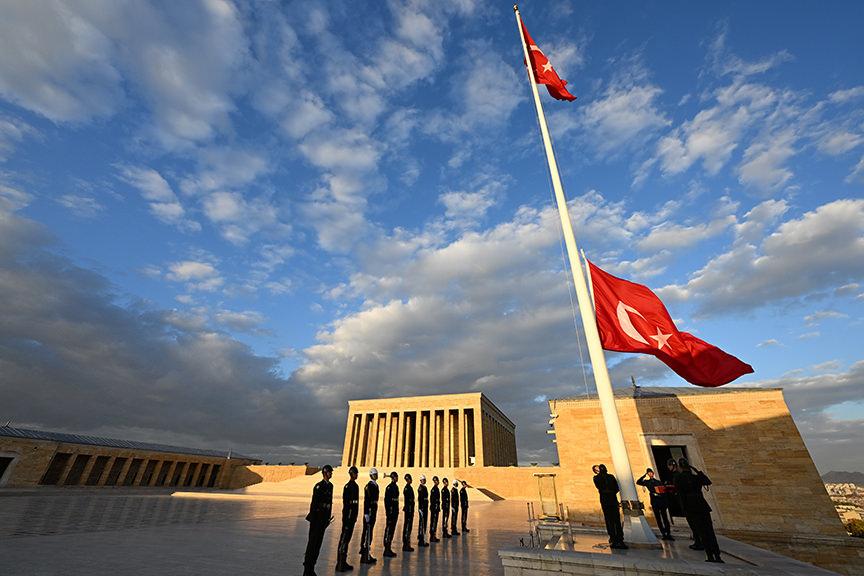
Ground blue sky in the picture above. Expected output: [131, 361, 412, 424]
[0, 0, 862, 470]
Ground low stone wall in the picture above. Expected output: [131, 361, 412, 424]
[225, 465, 318, 489]
[726, 530, 864, 576]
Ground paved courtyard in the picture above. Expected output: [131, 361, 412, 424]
[0, 491, 534, 575]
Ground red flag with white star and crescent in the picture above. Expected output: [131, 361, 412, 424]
[520, 20, 576, 101]
[588, 261, 754, 387]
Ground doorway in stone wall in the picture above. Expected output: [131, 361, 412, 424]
[650, 444, 688, 518]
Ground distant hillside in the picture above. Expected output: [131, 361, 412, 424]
[822, 471, 864, 484]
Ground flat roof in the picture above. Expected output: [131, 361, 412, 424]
[348, 391, 515, 428]
[553, 385, 782, 403]
[0, 426, 258, 461]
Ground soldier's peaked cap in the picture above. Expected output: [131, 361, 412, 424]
[322, 464, 333, 473]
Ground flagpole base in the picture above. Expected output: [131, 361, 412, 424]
[621, 501, 661, 548]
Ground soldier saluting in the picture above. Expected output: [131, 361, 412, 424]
[335, 466, 359, 572]
[382, 471, 400, 558]
[359, 467, 379, 565]
[429, 476, 441, 542]
[303, 464, 334, 576]
[441, 477, 451, 538]
[417, 475, 430, 547]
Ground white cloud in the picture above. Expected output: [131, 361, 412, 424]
[829, 86, 864, 104]
[658, 199, 864, 315]
[166, 260, 223, 291]
[579, 82, 669, 155]
[834, 283, 860, 297]
[0, 184, 33, 212]
[55, 194, 104, 218]
[756, 338, 781, 348]
[637, 198, 737, 252]
[214, 309, 267, 333]
[0, 114, 37, 161]
[738, 128, 797, 192]
[438, 176, 505, 228]
[804, 310, 848, 326]
[818, 130, 863, 156]
[117, 165, 199, 232]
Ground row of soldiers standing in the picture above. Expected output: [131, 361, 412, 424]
[303, 464, 471, 576]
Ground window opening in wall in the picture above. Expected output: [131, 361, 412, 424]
[155, 461, 173, 486]
[85, 455, 110, 486]
[64, 454, 92, 485]
[0, 456, 15, 484]
[122, 458, 144, 486]
[139, 460, 158, 486]
[207, 464, 221, 487]
[650, 444, 689, 518]
[184, 463, 199, 486]
[39, 452, 72, 485]
[170, 462, 186, 486]
[104, 457, 127, 486]
[196, 464, 211, 487]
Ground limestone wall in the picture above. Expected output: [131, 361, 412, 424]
[225, 464, 318, 488]
[550, 389, 846, 537]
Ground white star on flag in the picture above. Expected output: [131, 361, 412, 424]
[650, 327, 672, 350]
[541, 62, 553, 73]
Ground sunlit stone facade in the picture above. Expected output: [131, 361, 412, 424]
[341, 392, 517, 468]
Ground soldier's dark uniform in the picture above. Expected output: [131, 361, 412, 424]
[429, 481, 441, 542]
[441, 481, 451, 538]
[303, 471, 333, 576]
[459, 484, 470, 532]
[336, 468, 359, 572]
[359, 474, 379, 564]
[637, 471, 672, 539]
[383, 476, 400, 556]
[402, 477, 415, 552]
[674, 463, 721, 562]
[594, 466, 625, 548]
[450, 485, 460, 535]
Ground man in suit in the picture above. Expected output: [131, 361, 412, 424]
[303, 464, 334, 576]
[359, 467, 379, 565]
[594, 464, 627, 549]
[450, 480, 460, 536]
[459, 480, 470, 533]
[383, 471, 400, 558]
[336, 466, 359, 572]
[440, 478, 451, 538]
[429, 476, 441, 542]
[417, 475, 430, 547]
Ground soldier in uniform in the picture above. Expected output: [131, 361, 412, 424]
[303, 464, 334, 576]
[459, 480, 470, 533]
[668, 458, 700, 549]
[637, 467, 672, 540]
[594, 464, 627, 549]
[417, 475, 430, 547]
[674, 458, 722, 563]
[382, 471, 400, 558]
[359, 467, 379, 565]
[336, 466, 359, 572]
[429, 476, 441, 542]
[450, 480, 460, 536]
[402, 473, 415, 552]
[440, 478, 451, 538]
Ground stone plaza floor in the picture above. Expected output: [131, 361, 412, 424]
[0, 490, 535, 575]
[0, 490, 836, 576]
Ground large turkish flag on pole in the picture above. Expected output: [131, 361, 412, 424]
[588, 261, 753, 387]
[520, 20, 576, 101]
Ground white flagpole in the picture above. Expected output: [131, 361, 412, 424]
[514, 5, 658, 545]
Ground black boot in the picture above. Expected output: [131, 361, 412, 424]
[383, 548, 397, 558]
[359, 553, 376, 565]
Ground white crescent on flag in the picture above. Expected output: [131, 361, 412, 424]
[615, 301, 650, 345]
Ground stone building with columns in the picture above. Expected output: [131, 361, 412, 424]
[342, 392, 517, 468]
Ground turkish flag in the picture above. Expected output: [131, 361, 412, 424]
[520, 21, 576, 101]
[588, 261, 753, 387]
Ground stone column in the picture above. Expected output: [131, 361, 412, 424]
[431, 412, 439, 467]
[456, 408, 464, 467]
[364, 413, 375, 467]
[342, 408, 355, 466]
[443, 408, 451, 468]
[413, 411, 421, 468]
[382, 412, 392, 468]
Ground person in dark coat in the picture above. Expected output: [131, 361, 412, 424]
[402, 473, 415, 552]
[417, 475, 430, 547]
[382, 471, 400, 557]
[674, 458, 722, 563]
[440, 478, 451, 538]
[303, 464, 334, 576]
[459, 480, 470, 532]
[593, 464, 627, 549]
[450, 481, 460, 536]
[336, 466, 359, 572]
[429, 476, 441, 542]
[359, 467, 379, 565]
[637, 467, 673, 540]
